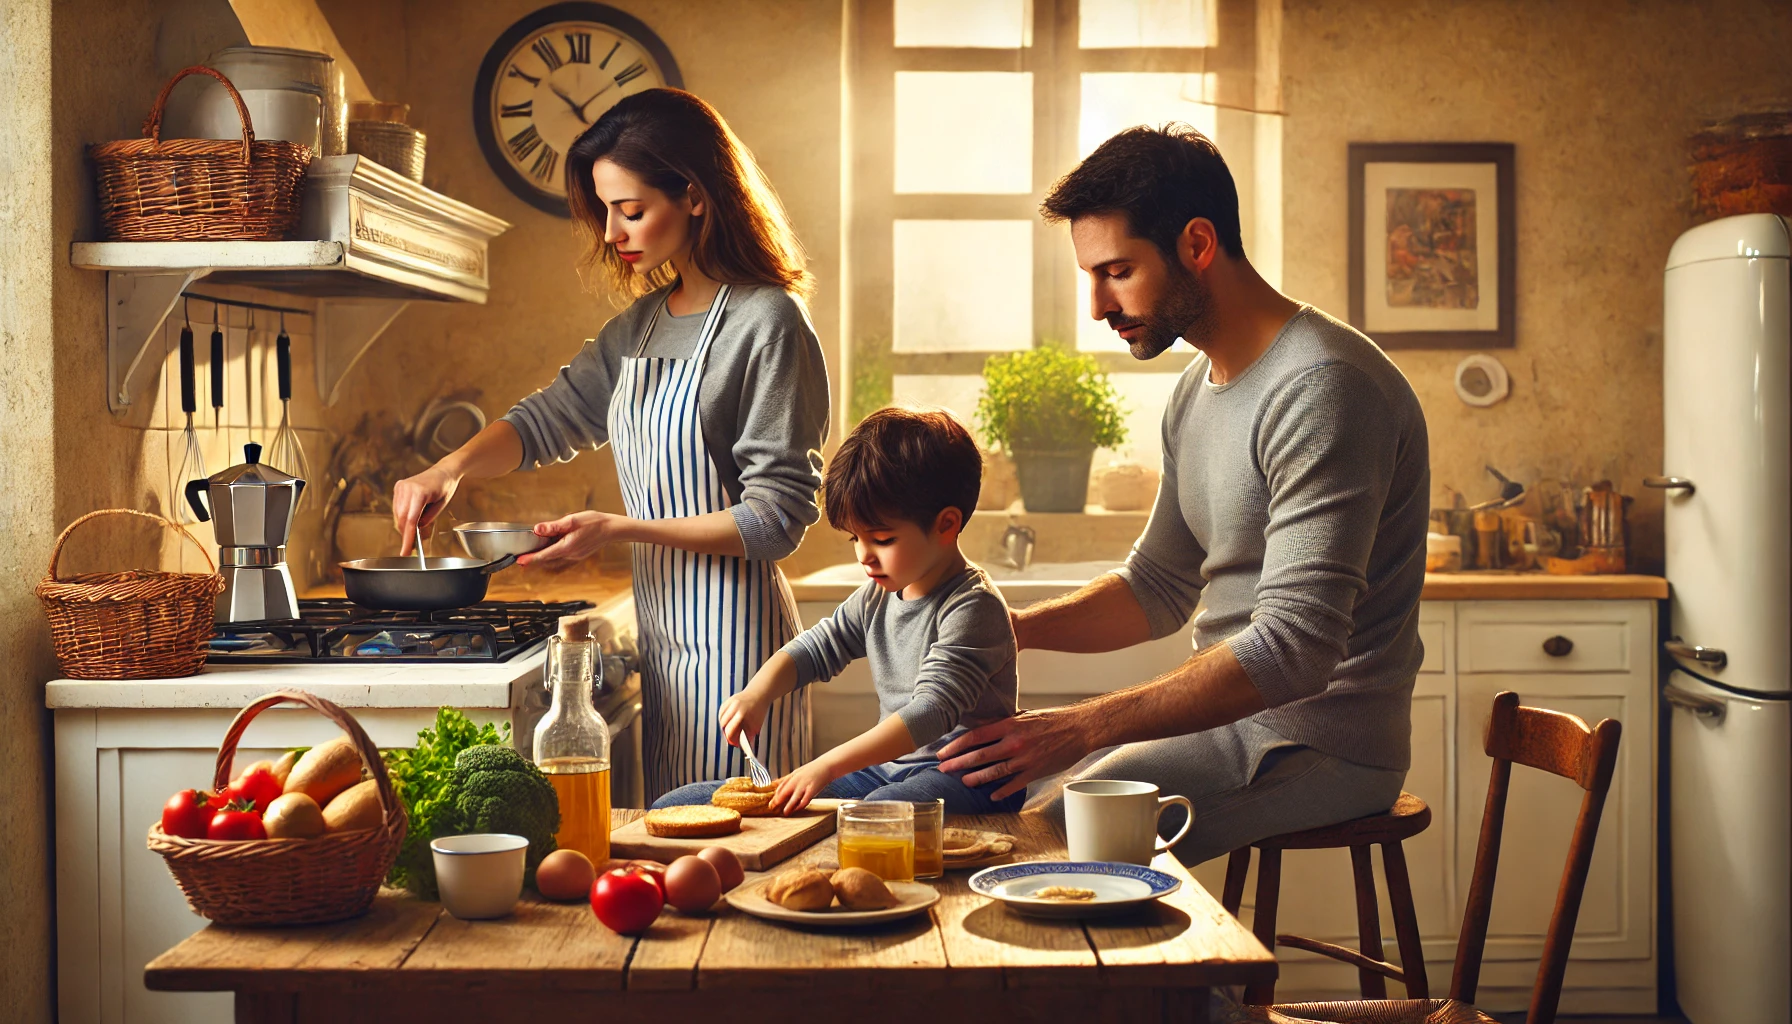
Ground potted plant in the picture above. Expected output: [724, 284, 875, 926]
[976, 346, 1126, 512]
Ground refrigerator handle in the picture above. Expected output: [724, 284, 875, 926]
[1643, 475, 1696, 495]
[1665, 638, 1728, 670]
[1663, 681, 1727, 720]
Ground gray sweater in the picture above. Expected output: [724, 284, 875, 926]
[784, 564, 1019, 761]
[1114, 306, 1430, 771]
[500, 284, 830, 561]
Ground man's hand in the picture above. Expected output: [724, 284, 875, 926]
[935, 706, 1092, 802]
[769, 761, 831, 815]
[519, 511, 629, 566]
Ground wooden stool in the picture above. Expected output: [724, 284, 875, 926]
[1222, 791, 1431, 1005]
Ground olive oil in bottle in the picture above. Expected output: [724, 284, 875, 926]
[534, 616, 611, 863]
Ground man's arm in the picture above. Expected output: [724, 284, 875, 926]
[1011, 573, 1153, 653]
[936, 641, 1265, 800]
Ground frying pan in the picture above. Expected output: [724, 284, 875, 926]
[340, 553, 518, 611]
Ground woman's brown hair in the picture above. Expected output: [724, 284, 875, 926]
[565, 88, 812, 300]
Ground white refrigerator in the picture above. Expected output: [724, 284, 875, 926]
[1660, 212, 1792, 1024]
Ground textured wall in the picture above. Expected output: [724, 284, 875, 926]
[313, 0, 842, 559]
[1280, 0, 1792, 569]
[1, 3, 58, 1019]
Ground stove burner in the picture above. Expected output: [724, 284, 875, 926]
[207, 599, 594, 663]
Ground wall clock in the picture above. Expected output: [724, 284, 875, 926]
[473, 2, 683, 216]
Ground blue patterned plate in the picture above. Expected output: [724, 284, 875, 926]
[969, 861, 1182, 918]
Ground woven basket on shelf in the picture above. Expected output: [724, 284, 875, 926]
[36, 509, 224, 680]
[88, 65, 312, 241]
[147, 690, 407, 926]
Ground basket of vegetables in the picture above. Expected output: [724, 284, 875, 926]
[147, 690, 406, 926]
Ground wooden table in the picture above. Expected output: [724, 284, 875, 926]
[145, 810, 1275, 1023]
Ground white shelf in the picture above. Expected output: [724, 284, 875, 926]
[72, 156, 511, 411]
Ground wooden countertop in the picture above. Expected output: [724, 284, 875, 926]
[1421, 572, 1667, 601]
[145, 809, 1274, 1023]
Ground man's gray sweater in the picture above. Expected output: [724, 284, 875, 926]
[1114, 306, 1430, 771]
[500, 284, 830, 561]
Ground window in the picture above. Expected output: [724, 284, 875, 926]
[845, 0, 1281, 473]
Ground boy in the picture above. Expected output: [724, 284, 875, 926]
[652, 406, 1023, 814]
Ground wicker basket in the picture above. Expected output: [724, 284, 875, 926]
[88, 65, 312, 241]
[36, 509, 224, 680]
[147, 690, 407, 926]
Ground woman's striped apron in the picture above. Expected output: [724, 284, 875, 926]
[607, 284, 811, 800]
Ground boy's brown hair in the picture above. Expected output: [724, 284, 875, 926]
[823, 407, 981, 532]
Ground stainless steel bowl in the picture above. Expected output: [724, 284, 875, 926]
[453, 522, 550, 560]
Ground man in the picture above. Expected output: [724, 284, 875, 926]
[937, 125, 1430, 865]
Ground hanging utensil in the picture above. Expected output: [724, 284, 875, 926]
[173, 308, 207, 524]
[209, 305, 225, 431]
[266, 313, 313, 505]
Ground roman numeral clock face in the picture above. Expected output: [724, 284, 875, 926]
[474, 5, 682, 215]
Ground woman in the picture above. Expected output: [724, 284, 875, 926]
[392, 88, 828, 800]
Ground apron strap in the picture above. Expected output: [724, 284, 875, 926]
[630, 283, 733, 360]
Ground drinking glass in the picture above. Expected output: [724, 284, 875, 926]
[836, 800, 915, 881]
[911, 798, 944, 879]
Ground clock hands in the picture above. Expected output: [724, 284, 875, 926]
[571, 82, 615, 123]
[547, 80, 588, 122]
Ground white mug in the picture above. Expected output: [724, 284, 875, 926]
[1064, 780, 1194, 865]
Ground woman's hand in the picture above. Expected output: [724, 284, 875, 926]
[718, 687, 771, 748]
[519, 511, 631, 566]
[393, 466, 460, 555]
[769, 761, 832, 815]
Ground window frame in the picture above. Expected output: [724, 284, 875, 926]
[844, 0, 1268, 428]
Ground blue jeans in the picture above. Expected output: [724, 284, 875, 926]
[652, 758, 1026, 815]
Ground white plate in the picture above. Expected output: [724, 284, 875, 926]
[725, 879, 940, 927]
[969, 861, 1181, 919]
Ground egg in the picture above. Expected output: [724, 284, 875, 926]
[662, 854, 723, 912]
[535, 849, 597, 902]
[697, 846, 745, 893]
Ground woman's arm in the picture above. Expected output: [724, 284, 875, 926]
[722, 295, 830, 561]
[519, 507, 747, 565]
[393, 421, 525, 554]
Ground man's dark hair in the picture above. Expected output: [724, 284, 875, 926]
[1041, 124, 1245, 261]
[823, 407, 982, 532]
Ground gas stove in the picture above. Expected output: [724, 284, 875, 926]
[207, 599, 596, 663]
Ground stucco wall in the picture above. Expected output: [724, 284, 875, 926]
[1, 3, 58, 1019]
[1280, 0, 1792, 568]
[314, 0, 843, 555]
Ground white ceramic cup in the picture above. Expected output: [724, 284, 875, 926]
[1063, 780, 1194, 865]
[431, 833, 528, 919]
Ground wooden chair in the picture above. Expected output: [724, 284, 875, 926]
[1242, 692, 1623, 1024]
[1223, 793, 1433, 1005]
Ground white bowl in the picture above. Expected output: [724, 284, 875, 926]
[431, 833, 528, 919]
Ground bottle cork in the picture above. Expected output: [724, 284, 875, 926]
[558, 615, 592, 642]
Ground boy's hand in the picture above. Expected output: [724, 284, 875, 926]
[718, 688, 771, 748]
[769, 762, 832, 815]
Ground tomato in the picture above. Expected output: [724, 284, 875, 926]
[161, 789, 214, 839]
[207, 800, 267, 841]
[590, 867, 663, 934]
[229, 765, 284, 813]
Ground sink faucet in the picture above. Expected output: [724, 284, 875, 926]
[999, 523, 1036, 571]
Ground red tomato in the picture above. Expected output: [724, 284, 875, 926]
[207, 800, 267, 841]
[230, 766, 284, 813]
[161, 789, 214, 839]
[590, 867, 663, 934]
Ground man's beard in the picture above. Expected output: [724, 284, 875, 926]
[1105, 263, 1213, 360]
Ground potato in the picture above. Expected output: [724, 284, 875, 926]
[271, 748, 303, 787]
[284, 737, 363, 807]
[263, 792, 325, 839]
[321, 778, 383, 832]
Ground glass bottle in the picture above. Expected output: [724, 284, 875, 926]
[534, 615, 611, 863]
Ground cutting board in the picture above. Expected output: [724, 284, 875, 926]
[609, 800, 841, 870]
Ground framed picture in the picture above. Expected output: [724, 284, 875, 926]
[1348, 142, 1515, 349]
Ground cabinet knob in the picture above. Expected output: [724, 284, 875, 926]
[1542, 635, 1574, 658]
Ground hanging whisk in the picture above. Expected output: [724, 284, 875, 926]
[267, 311, 314, 505]
[173, 301, 208, 523]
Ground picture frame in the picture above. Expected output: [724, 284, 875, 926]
[1348, 142, 1515, 350]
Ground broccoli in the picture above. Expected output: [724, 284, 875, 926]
[432, 744, 561, 887]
